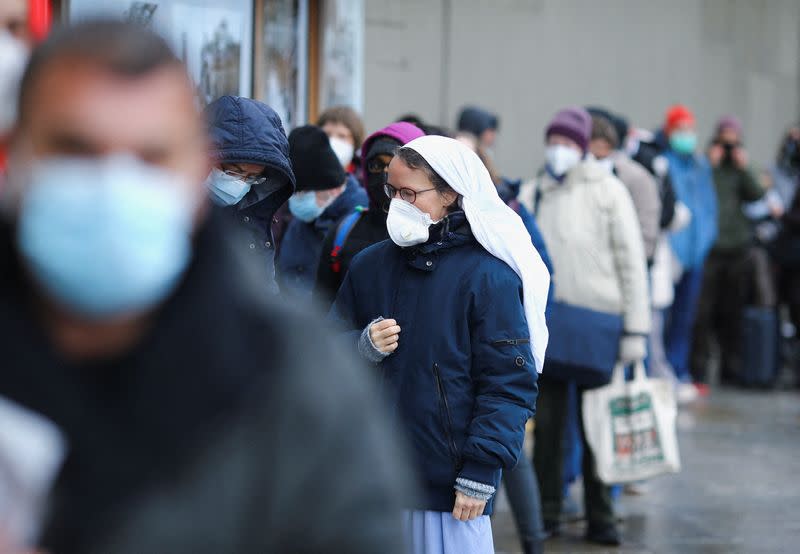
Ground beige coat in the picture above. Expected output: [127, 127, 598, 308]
[611, 152, 662, 261]
[521, 160, 651, 334]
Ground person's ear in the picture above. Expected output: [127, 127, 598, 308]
[440, 190, 458, 209]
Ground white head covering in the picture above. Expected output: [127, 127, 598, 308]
[404, 135, 550, 372]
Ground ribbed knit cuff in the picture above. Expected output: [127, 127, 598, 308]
[454, 478, 496, 502]
[358, 317, 390, 363]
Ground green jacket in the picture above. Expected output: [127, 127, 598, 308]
[712, 162, 764, 251]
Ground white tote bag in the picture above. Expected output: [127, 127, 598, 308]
[582, 362, 681, 484]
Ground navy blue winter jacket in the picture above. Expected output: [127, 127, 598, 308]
[330, 212, 538, 515]
[277, 175, 367, 305]
[206, 96, 296, 294]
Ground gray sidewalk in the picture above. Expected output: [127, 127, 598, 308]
[493, 388, 800, 553]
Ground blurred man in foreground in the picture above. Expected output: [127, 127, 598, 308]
[0, 20, 408, 554]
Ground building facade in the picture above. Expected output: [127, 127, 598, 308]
[363, 0, 800, 177]
[56, 0, 800, 176]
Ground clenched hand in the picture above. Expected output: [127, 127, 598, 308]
[369, 318, 401, 354]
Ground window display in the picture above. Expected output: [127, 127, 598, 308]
[69, 0, 253, 106]
[318, 0, 363, 113]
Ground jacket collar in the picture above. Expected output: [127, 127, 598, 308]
[313, 175, 366, 232]
[237, 170, 292, 212]
[496, 177, 522, 204]
[539, 159, 609, 193]
[665, 148, 701, 167]
[402, 211, 473, 272]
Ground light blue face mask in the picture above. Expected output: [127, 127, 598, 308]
[669, 131, 698, 156]
[289, 191, 326, 223]
[205, 167, 252, 206]
[17, 155, 194, 319]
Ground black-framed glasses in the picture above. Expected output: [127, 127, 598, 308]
[223, 168, 268, 187]
[384, 184, 437, 203]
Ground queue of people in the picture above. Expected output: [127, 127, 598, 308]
[1, 11, 799, 554]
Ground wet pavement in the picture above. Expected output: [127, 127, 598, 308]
[493, 387, 800, 553]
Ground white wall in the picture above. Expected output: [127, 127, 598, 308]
[364, 0, 800, 177]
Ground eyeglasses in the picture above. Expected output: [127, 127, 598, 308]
[384, 184, 436, 203]
[223, 169, 268, 187]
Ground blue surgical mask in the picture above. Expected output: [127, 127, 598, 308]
[669, 132, 698, 156]
[289, 191, 326, 223]
[16, 155, 194, 318]
[205, 167, 251, 206]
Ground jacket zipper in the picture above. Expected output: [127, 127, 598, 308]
[432, 363, 461, 468]
[491, 338, 530, 346]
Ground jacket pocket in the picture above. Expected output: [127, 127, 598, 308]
[491, 338, 530, 346]
[432, 363, 462, 470]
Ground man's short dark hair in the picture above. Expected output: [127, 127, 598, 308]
[19, 20, 182, 121]
[590, 115, 620, 149]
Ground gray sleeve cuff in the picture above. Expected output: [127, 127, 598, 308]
[454, 477, 496, 502]
[358, 317, 390, 363]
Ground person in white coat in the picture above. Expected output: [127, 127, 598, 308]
[526, 107, 650, 547]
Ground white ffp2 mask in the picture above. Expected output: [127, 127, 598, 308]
[386, 198, 436, 247]
[329, 136, 355, 168]
[545, 144, 582, 177]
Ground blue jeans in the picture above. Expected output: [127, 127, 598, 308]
[665, 268, 705, 382]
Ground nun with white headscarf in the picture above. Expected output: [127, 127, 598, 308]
[330, 135, 550, 553]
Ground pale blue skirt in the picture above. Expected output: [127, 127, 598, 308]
[403, 510, 494, 554]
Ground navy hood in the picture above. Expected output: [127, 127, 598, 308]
[206, 96, 296, 189]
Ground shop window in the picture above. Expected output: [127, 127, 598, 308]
[254, 0, 308, 129]
[317, 0, 363, 115]
[64, 0, 363, 130]
[68, 0, 254, 106]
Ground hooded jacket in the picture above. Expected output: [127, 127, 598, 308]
[276, 175, 367, 305]
[532, 160, 651, 335]
[206, 96, 295, 294]
[313, 123, 425, 310]
[664, 150, 718, 269]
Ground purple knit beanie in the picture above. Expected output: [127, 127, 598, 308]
[545, 107, 592, 153]
[716, 115, 742, 136]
